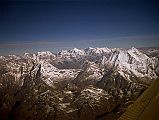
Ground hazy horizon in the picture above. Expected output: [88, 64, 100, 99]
[0, 42, 159, 56]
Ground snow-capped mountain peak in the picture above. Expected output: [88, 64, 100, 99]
[105, 47, 158, 80]
[85, 47, 111, 55]
[58, 48, 85, 57]
[127, 47, 149, 62]
[69, 48, 85, 55]
[37, 51, 56, 57]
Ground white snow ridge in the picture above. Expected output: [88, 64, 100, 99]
[1, 47, 158, 87]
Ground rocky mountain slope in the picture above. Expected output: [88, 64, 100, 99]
[0, 47, 158, 120]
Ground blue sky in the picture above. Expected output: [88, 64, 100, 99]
[0, 0, 159, 55]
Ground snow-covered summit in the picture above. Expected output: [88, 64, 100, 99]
[57, 48, 85, 57]
[105, 47, 158, 80]
[69, 48, 86, 56]
[85, 47, 111, 55]
[57, 47, 111, 57]
[127, 47, 149, 62]
[37, 51, 56, 58]
[23, 51, 55, 62]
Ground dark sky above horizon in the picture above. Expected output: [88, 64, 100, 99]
[0, 0, 159, 55]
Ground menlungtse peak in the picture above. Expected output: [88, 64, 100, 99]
[104, 47, 158, 81]
[128, 47, 149, 61]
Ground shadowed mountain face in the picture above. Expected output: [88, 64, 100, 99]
[0, 47, 159, 120]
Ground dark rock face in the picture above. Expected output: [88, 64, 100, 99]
[0, 64, 147, 120]
[97, 70, 129, 97]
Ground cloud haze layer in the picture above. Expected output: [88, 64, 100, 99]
[0, 34, 159, 55]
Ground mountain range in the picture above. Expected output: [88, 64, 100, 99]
[0, 47, 159, 120]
